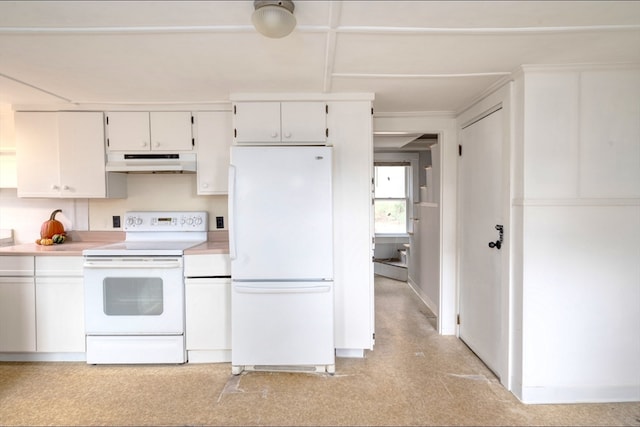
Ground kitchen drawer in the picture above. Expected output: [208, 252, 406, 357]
[35, 256, 84, 277]
[0, 255, 34, 276]
[184, 254, 230, 277]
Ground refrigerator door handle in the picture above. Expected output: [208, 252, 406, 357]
[234, 285, 331, 294]
[228, 164, 237, 260]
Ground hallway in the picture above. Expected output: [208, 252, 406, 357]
[0, 276, 638, 426]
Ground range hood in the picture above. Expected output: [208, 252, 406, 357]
[105, 153, 196, 173]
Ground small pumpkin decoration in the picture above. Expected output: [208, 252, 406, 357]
[40, 209, 65, 239]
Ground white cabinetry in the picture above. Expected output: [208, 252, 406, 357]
[15, 112, 126, 198]
[0, 149, 17, 188]
[35, 256, 85, 353]
[233, 102, 327, 143]
[106, 111, 194, 152]
[184, 253, 231, 363]
[230, 94, 375, 358]
[0, 106, 17, 188]
[194, 111, 232, 195]
[327, 100, 375, 356]
[0, 256, 35, 352]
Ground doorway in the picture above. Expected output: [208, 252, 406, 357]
[372, 135, 441, 325]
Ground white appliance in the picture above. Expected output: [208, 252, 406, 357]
[105, 152, 197, 173]
[82, 211, 207, 364]
[229, 145, 335, 374]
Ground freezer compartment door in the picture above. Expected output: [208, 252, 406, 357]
[231, 281, 335, 367]
[229, 146, 333, 281]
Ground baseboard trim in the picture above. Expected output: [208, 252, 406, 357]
[520, 384, 640, 404]
[336, 348, 365, 358]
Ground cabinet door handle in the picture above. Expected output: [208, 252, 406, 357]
[51, 184, 59, 190]
[271, 131, 278, 138]
[284, 132, 292, 139]
[62, 185, 70, 191]
[142, 141, 148, 147]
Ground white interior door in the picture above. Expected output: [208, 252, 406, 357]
[458, 108, 504, 379]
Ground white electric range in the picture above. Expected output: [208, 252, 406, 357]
[82, 211, 208, 364]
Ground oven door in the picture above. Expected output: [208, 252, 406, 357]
[83, 256, 184, 335]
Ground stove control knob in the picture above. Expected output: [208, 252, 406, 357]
[126, 217, 135, 226]
[195, 217, 203, 225]
[136, 218, 143, 225]
[186, 217, 194, 225]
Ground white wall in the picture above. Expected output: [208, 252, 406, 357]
[513, 65, 640, 403]
[0, 189, 84, 243]
[415, 203, 440, 315]
[88, 174, 227, 231]
[0, 174, 228, 244]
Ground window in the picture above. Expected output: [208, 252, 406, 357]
[374, 165, 409, 234]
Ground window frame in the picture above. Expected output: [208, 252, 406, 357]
[373, 152, 419, 236]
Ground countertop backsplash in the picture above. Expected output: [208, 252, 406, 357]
[0, 188, 84, 244]
[0, 173, 229, 245]
[87, 174, 228, 231]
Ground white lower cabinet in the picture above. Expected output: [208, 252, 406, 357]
[0, 277, 36, 352]
[0, 255, 35, 352]
[184, 253, 231, 363]
[34, 256, 85, 355]
[185, 278, 231, 361]
[35, 277, 84, 352]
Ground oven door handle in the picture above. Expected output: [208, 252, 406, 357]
[83, 259, 182, 269]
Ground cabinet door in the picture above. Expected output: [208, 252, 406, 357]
[35, 277, 85, 352]
[58, 112, 108, 198]
[185, 278, 231, 350]
[106, 112, 150, 151]
[0, 149, 17, 188]
[233, 102, 281, 143]
[0, 277, 36, 352]
[150, 112, 193, 151]
[281, 102, 327, 143]
[195, 111, 232, 195]
[15, 112, 62, 197]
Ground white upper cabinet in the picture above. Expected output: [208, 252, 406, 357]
[106, 111, 194, 152]
[15, 112, 126, 198]
[0, 149, 17, 188]
[233, 102, 327, 144]
[194, 111, 232, 195]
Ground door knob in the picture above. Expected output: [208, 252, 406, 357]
[488, 224, 504, 250]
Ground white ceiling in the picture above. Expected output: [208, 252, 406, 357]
[0, 1, 639, 114]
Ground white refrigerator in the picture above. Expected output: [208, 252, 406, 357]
[228, 145, 335, 374]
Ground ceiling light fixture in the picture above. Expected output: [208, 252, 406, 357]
[252, 0, 296, 39]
